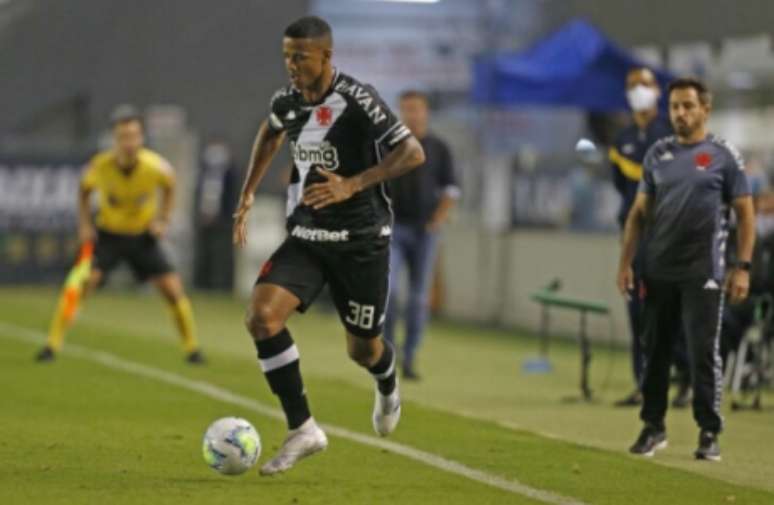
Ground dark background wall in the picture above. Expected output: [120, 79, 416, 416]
[544, 0, 774, 47]
[0, 0, 307, 160]
[2, 0, 771, 156]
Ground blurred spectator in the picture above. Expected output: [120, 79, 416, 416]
[384, 90, 459, 380]
[721, 152, 773, 371]
[568, 163, 597, 230]
[193, 139, 239, 291]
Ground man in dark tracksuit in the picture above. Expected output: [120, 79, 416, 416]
[617, 78, 755, 461]
[610, 67, 690, 408]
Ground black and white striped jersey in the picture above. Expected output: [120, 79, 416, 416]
[267, 70, 412, 247]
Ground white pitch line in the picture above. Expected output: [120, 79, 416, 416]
[0, 321, 586, 505]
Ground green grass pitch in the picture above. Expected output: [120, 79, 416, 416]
[1, 286, 773, 504]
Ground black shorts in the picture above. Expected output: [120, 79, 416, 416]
[256, 237, 389, 339]
[94, 229, 173, 282]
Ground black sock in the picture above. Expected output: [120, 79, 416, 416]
[368, 339, 396, 395]
[255, 328, 311, 430]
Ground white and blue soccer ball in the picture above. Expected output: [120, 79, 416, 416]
[202, 417, 261, 475]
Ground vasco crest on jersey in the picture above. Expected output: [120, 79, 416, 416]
[694, 152, 713, 171]
[315, 106, 333, 126]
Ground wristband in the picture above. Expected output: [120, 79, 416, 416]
[736, 261, 752, 271]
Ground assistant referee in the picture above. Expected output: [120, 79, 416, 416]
[37, 106, 204, 364]
[617, 78, 755, 461]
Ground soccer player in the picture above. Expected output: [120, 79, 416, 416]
[609, 67, 691, 408]
[617, 78, 755, 461]
[232, 16, 424, 476]
[36, 106, 204, 364]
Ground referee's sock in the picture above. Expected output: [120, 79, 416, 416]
[368, 339, 397, 396]
[255, 328, 311, 430]
[169, 296, 199, 353]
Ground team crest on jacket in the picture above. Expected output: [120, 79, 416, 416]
[315, 106, 333, 126]
[695, 152, 712, 170]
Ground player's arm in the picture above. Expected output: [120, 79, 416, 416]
[302, 136, 425, 210]
[78, 185, 95, 244]
[352, 136, 425, 190]
[233, 120, 286, 247]
[726, 195, 755, 303]
[616, 192, 651, 295]
[609, 157, 627, 194]
[722, 144, 755, 303]
[427, 144, 459, 232]
[151, 178, 175, 239]
[78, 162, 98, 244]
[159, 182, 174, 225]
[608, 147, 643, 187]
[146, 156, 177, 239]
[427, 193, 456, 232]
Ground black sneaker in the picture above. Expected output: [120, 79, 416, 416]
[614, 390, 643, 407]
[671, 384, 692, 409]
[629, 425, 668, 457]
[186, 350, 206, 365]
[35, 346, 56, 363]
[402, 365, 421, 381]
[694, 431, 721, 461]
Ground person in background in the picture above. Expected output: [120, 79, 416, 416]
[384, 90, 460, 380]
[618, 77, 755, 461]
[194, 139, 239, 291]
[609, 67, 691, 408]
[37, 105, 204, 364]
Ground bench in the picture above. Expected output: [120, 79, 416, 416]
[528, 280, 610, 401]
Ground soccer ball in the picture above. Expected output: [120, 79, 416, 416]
[202, 417, 261, 475]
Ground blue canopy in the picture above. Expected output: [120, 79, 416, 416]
[472, 20, 673, 112]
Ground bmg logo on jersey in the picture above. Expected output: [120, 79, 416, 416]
[290, 140, 340, 171]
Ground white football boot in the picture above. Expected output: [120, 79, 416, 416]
[372, 381, 401, 436]
[259, 418, 328, 476]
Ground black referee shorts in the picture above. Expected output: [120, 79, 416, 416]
[256, 237, 389, 339]
[94, 229, 174, 282]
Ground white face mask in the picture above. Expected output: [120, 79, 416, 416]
[626, 85, 659, 112]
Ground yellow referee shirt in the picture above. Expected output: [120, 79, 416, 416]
[81, 148, 174, 235]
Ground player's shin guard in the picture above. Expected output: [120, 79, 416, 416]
[368, 339, 397, 395]
[169, 297, 198, 353]
[255, 328, 311, 430]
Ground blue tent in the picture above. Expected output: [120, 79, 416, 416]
[472, 20, 673, 112]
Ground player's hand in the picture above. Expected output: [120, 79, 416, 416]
[78, 222, 95, 245]
[725, 269, 750, 304]
[232, 193, 254, 248]
[303, 168, 357, 210]
[149, 220, 168, 239]
[616, 265, 634, 298]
